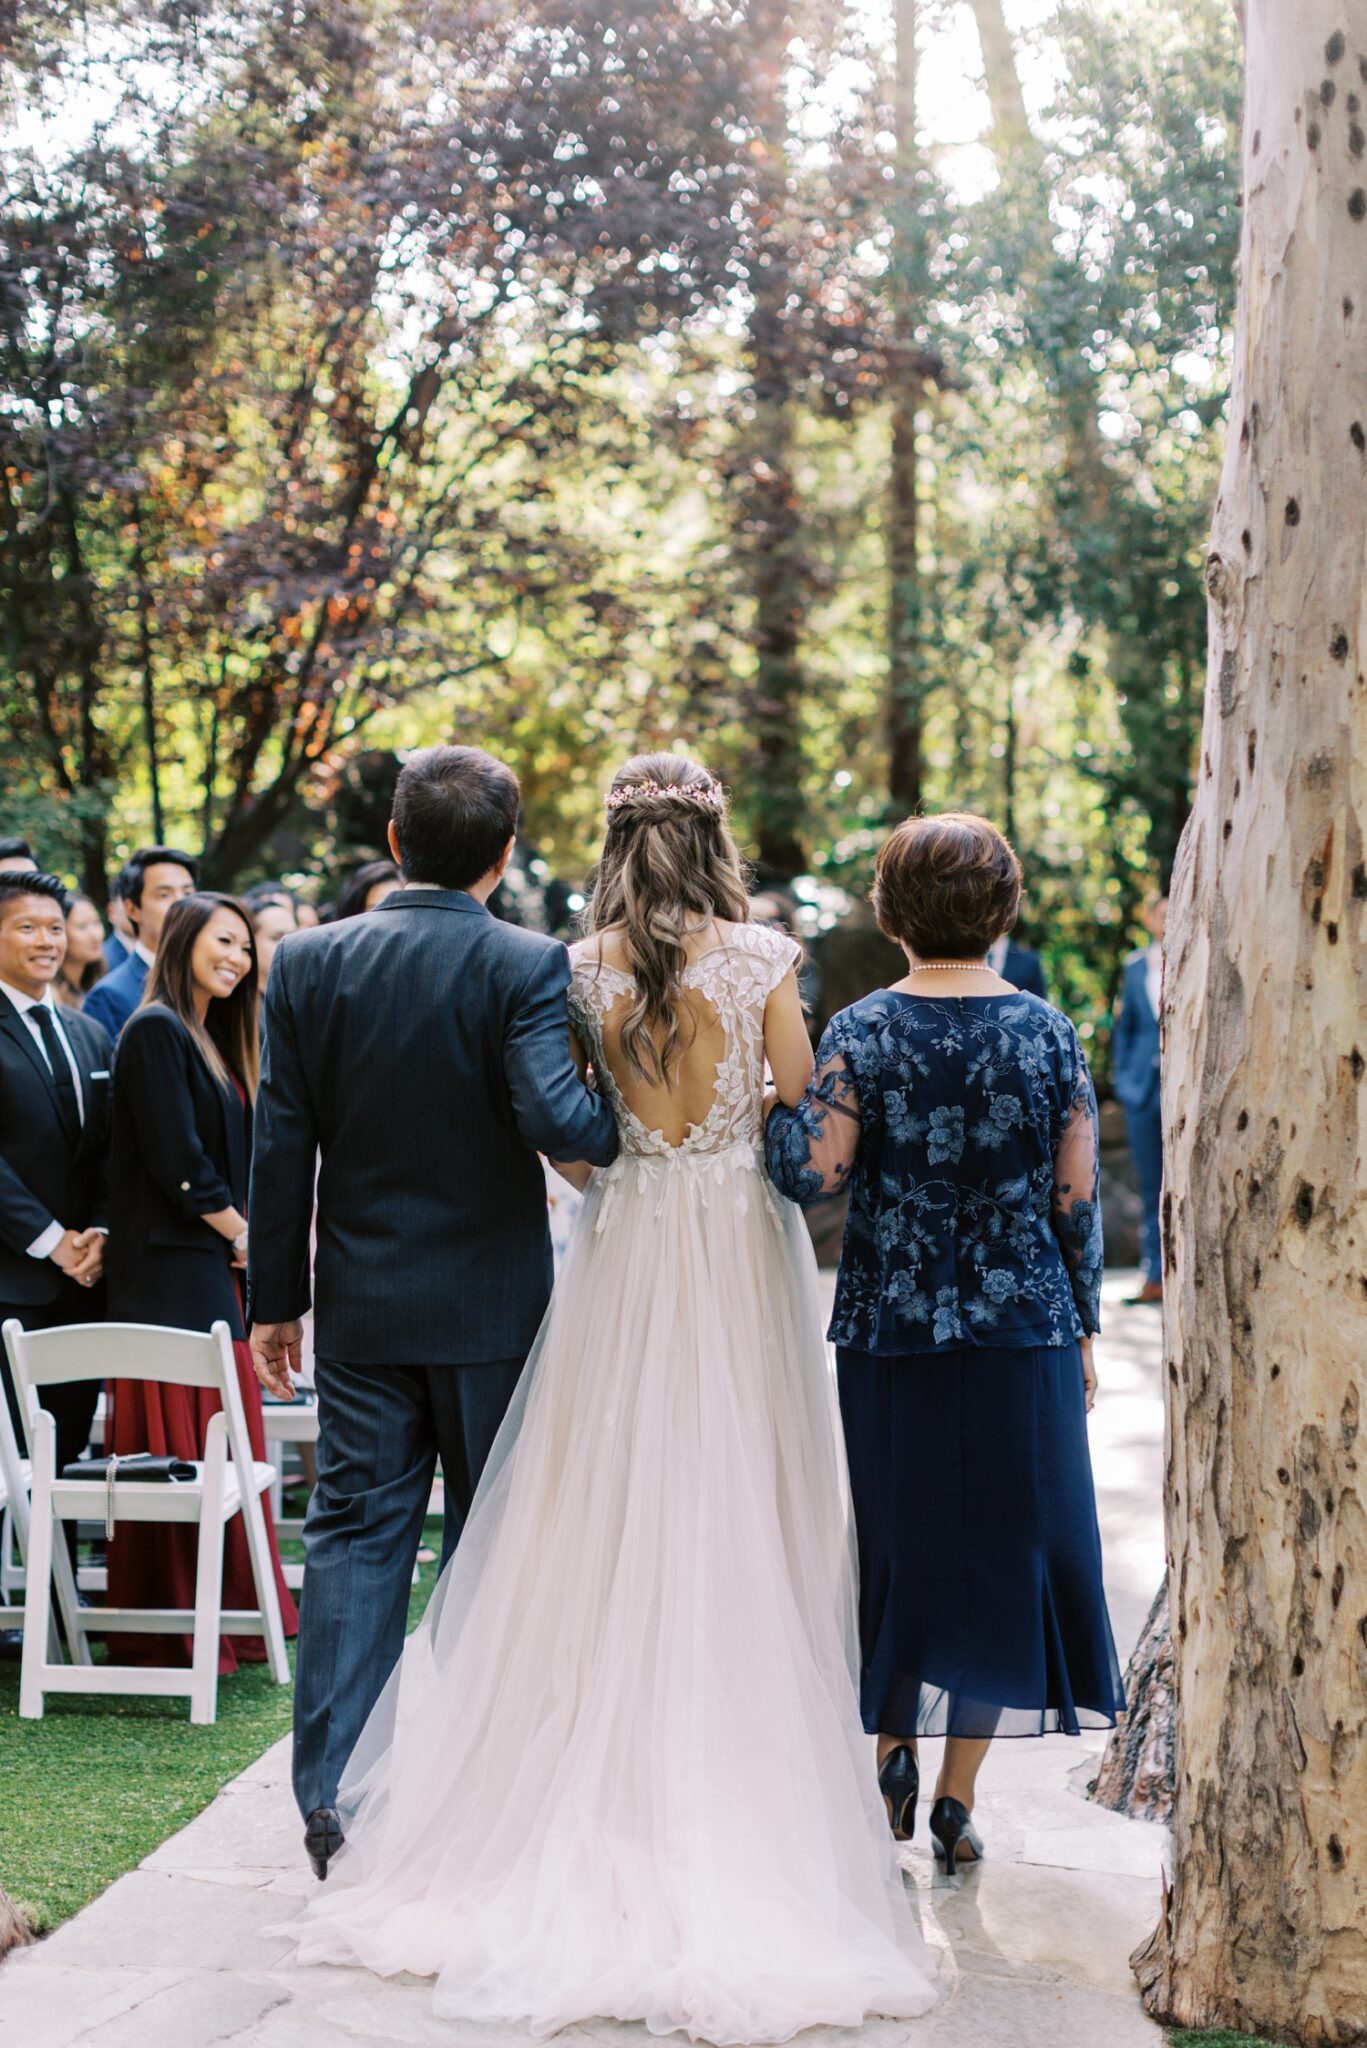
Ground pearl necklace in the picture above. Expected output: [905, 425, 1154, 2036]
[908, 959, 992, 973]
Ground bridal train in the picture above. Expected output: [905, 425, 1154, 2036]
[283, 920, 936, 2041]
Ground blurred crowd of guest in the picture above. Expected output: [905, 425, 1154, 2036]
[0, 838, 416, 1677]
[0, 844, 321, 1675]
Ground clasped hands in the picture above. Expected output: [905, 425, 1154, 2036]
[51, 1226, 104, 1289]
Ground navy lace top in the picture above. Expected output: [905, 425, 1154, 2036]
[765, 990, 1103, 1354]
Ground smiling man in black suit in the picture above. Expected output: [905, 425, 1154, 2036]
[0, 873, 111, 1471]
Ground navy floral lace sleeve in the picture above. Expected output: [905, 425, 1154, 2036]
[765, 991, 1103, 1353]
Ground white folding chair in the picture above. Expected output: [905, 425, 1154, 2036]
[6, 1318, 290, 1725]
[0, 1354, 79, 1659]
[262, 1395, 320, 1589]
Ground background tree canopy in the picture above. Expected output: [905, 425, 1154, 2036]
[0, 0, 1239, 1053]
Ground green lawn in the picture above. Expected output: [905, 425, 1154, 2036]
[0, 1518, 443, 1934]
[1168, 2033, 1291, 2048]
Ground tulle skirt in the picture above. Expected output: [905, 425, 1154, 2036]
[283, 1144, 937, 2041]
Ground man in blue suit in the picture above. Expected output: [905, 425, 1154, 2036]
[101, 862, 137, 972]
[1112, 894, 1167, 1304]
[246, 744, 620, 1880]
[83, 846, 197, 1042]
[988, 931, 1048, 999]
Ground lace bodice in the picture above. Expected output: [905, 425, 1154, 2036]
[568, 923, 801, 1161]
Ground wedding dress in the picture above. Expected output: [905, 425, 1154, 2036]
[285, 920, 937, 2042]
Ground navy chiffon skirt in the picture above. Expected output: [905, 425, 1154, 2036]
[837, 1340, 1126, 1739]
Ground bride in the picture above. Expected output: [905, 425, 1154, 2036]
[284, 753, 937, 2042]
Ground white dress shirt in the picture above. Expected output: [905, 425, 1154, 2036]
[1144, 944, 1163, 1019]
[0, 978, 88, 1261]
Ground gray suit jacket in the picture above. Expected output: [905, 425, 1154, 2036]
[247, 889, 618, 1366]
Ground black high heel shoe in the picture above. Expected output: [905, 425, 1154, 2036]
[877, 1745, 919, 1841]
[929, 1796, 984, 1875]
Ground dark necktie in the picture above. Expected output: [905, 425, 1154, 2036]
[32, 1003, 80, 1137]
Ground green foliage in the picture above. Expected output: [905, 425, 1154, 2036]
[0, 1519, 444, 1930]
[0, 0, 1241, 1036]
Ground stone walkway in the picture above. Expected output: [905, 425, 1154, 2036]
[0, 1275, 1169, 2048]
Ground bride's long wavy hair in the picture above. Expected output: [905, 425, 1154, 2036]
[585, 752, 751, 1086]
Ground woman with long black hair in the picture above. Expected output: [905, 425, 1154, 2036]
[105, 892, 298, 1671]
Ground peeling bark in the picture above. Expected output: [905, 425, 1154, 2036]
[0, 1885, 35, 1959]
[1137, 4, 1367, 2039]
[1092, 1582, 1175, 1823]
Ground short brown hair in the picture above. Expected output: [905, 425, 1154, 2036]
[872, 812, 1022, 958]
[391, 745, 520, 890]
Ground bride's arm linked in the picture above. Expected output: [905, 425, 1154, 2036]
[546, 1024, 599, 1191]
[505, 945, 619, 1170]
[764, 1007, 861, 1205]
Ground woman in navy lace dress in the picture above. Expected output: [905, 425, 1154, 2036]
[766, 813, 1123, 1876]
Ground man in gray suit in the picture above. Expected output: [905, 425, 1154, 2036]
[247, 745, 619, 1878]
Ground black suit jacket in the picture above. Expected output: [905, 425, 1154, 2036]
[0, 993, 110, 1307]
[247, 889, 619, 1366]
[106, 1004, 251, 1333]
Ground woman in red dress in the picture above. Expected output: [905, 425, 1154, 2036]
[106, 893, 298, 1672]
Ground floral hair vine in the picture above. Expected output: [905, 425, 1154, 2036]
[604, 781, 725, 815]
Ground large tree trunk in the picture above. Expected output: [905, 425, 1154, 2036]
[743, 12, 808, 880]
[1132, 4, 1367, 2040]
[1091, 1581, 1175, 1824]
[0, 1884, 34, 1959]
[886, 0, 926, 816]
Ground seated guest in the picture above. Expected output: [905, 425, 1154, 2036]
[0, 838, 38, 876]
[84, 845, 197, 1043]
[103, 863, 137, 971]
[766, 813, 1122, 1875]
[104, 892, 297, 1670]
[335, 858, 402, 918]
[55, 893, 108, 1009]
[0, 873, 110, 1475]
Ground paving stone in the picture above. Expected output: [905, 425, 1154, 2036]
[929, 1859, 1156, 2000]
[32, 1870, 294, 1973]
[1020, 1820, 1168, 1882]
[0, 1961, 189, 2048]
[914, 1970, 1159, 2048]
[67, 1969, 289, 2048]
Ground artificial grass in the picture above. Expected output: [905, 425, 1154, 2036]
[0, 1518, 444, 1933]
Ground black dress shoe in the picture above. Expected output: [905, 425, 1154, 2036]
[304, 1806, 345, 1880]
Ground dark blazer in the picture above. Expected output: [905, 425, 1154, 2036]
[103, 931, 131, 973]
[248, 889, 620, 1367]
[1002, 941, 1048, 1000]
[0, 994, 111, 1306]
[106, 1004, 251, 1335]
[84, 949, 149, 1044]
[1111, 950, 1162, 1112]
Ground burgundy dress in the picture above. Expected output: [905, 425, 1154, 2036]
[107, 1073, 298, 1673]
